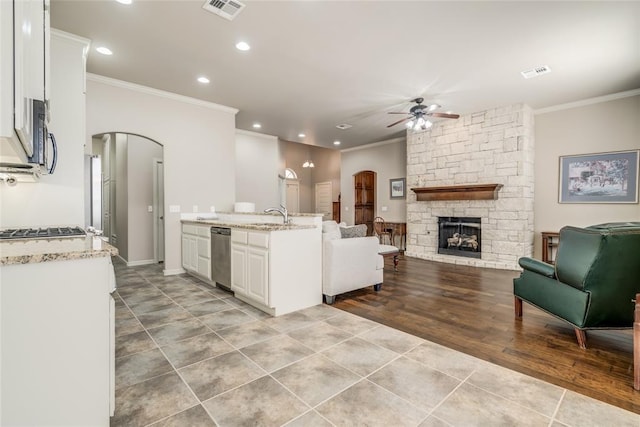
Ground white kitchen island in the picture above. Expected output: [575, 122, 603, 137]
[181, 213, 323, 316]
[0, 236, 118, 426]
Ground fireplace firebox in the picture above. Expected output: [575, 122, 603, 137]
[438, 217, 481, 259]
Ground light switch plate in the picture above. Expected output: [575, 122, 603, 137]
[169, 205, 180, 213]
[381, 206, 388, 212]
[147, 205, 153, 212]
[193, 205, 198, 212]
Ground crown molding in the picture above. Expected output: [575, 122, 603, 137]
[235, 129, 278, 140]
[51, 29, 91, 47]
[340, 136, 406, 153]
[86, 74, 239, 114]
[535, 88, 640, 115]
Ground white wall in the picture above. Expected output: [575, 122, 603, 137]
[533, 93, 640, 258]
[127, 135, 163, 263]
[86, 75, 237, 274]
[0, 32, 89, 227]
[235, 130, 280, 212]
[340, 137, 407, 225]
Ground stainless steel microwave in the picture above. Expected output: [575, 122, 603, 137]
[0, 99, 57, 178]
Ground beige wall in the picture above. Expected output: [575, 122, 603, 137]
[278, 140, 340, 213]
[533, 94, 640, 258]
[340, 137, 407, 225]
[86, 75, 237, 274]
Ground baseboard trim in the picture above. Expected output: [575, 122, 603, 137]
[163, 268, 185, 276]
[126, 259, 156, 267]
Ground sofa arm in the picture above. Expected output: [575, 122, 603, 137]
[323, 236, 381, 287]
[518, 257, 556, 278]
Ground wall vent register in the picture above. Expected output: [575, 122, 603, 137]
[0, 227, 86, 240]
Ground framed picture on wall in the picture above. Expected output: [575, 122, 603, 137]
[559, 150, 639, 203]
[390, 178, 406, 199]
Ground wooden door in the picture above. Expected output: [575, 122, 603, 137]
[354, 171, 375, 235]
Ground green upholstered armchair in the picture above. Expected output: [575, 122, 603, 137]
[514, 222, 640, 349]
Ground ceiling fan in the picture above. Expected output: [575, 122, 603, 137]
[387, 97, 460, 130]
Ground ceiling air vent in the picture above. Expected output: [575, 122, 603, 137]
[336, 123, 353, 130]
[202, 0, 246, 21]
[521, 65, 551, 79]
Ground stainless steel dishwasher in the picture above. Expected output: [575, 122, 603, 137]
[210, 227, 232, 292]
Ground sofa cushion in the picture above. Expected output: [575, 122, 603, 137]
[340, 224, 367, 239]
[322, 220, 342, 241]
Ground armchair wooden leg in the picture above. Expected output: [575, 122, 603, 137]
[574, 328, 587, 349]
[514, 296, 523, 318]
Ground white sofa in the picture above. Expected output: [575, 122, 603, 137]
[322, 221, 384, 304]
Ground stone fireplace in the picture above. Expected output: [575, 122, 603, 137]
[405, 103, 535, 270]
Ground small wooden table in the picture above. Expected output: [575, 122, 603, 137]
[385, 222, 407, 251]
[379, 244, 400, 271]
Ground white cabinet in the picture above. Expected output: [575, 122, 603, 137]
[231, 229, 270, 307]
[181, 224, 211, 280]
[0, 0, 50, 165]
[247, 246, 269, 304]
[0, 256, 115, 426]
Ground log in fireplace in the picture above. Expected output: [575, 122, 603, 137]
[438, 217, 481, 259]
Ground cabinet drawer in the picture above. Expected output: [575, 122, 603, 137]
[182, 224, 197, 235]
[231, 230, 248, 244]
[197, 226, 211, 237]
[248, 232, 269, 249]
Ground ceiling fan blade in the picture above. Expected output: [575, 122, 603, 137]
[428, 112, 460, 119]
[387, 117, 411, 128]
[387, 112, 409, 114]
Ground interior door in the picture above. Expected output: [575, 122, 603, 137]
[154, 159, 165, 263]
[315, 181, 332, 220]
[354, 171, 375, 235]
[285, 180, 299, 213]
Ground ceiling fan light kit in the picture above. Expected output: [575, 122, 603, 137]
[302, 160, 314, 168]
[387, 97, 459, 130]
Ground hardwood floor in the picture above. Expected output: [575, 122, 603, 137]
[334, 255, 640, 414]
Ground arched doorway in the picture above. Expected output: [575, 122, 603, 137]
[354, 170, 376, 235]
[86, 132, 165, 266]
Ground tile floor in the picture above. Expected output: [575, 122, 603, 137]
[112, 261, 640, 427]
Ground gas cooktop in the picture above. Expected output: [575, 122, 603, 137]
[0, 227, 86, 240]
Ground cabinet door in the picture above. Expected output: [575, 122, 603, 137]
[188, 237, 198, 272]
[181, 236, 190, 270]
[231, 245, 247, 296]
[247, 247, 268, 305]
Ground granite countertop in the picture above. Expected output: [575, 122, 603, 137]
[215, 211, 325, 217]
[0, 235, 119, 266]
[181, 219, 317, 231]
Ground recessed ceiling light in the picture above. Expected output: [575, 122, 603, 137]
[96, 46, 113, 55]
[197, 76, 210, 84]
[336, 123, 352, 130]
[115, 0, 132, 4]
[235, 41, 250, 51]
[298, 133, 305, 138]
[333, 140, 341, 146]
[252, 123, 261, 129]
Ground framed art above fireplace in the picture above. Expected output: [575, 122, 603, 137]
[559, 150, 639, 204]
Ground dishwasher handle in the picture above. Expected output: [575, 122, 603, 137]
[211, 227, 231, 236]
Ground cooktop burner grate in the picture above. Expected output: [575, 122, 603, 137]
[0, 227, 86, 240]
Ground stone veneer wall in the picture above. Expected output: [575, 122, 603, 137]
[405, 103, 535, 270]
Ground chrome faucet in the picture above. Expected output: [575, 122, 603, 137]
[264, 205, 289, 224]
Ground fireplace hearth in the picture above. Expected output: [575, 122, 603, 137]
[438, 217, 481, 259]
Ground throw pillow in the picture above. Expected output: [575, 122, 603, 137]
[322, 220, 342, 241]
[340, 224, 367, 239]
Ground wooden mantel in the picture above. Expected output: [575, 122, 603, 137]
[411, 184, 504, 201]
